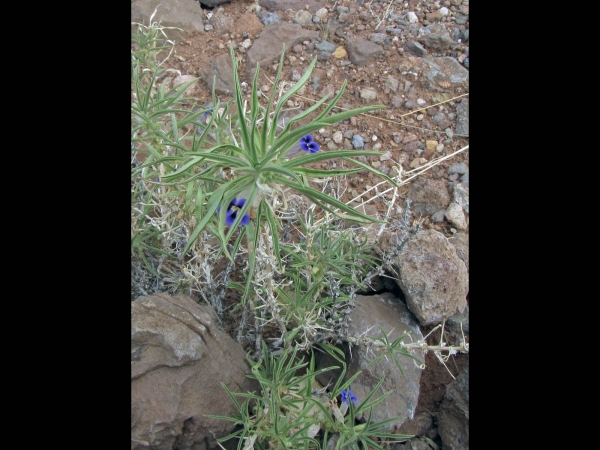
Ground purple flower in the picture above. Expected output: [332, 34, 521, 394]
[299, 134, 320, 153]
[340, 389, 357, 405]
[217, 198, 251, 227]
[285, 134, 321, 157]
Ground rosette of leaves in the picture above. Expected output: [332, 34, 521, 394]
[137, 44, 397, 302]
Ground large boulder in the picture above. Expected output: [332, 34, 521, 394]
[132, 293, 259, 450]
[438, 365, 469, 450]
[406, 178, 451, 216]
[199, 52, 235, 95]
[383, 228, 468, 326]
[131, 0, 205, 41]
[245, 22, 319, 81]
[316, 293, 424, 431]
[345, 37, 384, 66]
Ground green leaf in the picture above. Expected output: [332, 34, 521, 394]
[282, 150, 383, 169]
[181, 183, 227, 256]
[230, 46, 255, 164]
[285, 180, 383, 223]
[292, 167, 363, 177]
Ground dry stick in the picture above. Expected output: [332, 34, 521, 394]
[358, 318, 468, 377]
[346, 327, 468, 353]
[368, 0, 395, 31]
[348, 144, 469, 206]
[292, 92, 470, 138]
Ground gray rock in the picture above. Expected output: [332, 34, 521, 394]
[432, 112, 447, 124]
[420, 56, 469, 91]
[452, 181, 469, 215]
[385, 76, 399, 93]
[245, 22, 319, 81]
[258, 0, 326, 15]
[131, 0, 205, 41]
[406, 178, 451, 215]
[345, 37, 384, 66]
[394, 439, 433, 450]
[391, 96, 403, 108]
[447, 303, 469, 335]
[395, 411, 435, 440]
[387, 27, 405, 36]
[131, 293, 259, 450]
[360, 87, 377, 101]
[209, 8, 234, 34]
[448, 232, 469, 271]
[403, 40, 428, 57]
[447, 163, 469, 175]
[199, 51, 235, 95]
[455, 98, 469, 136]
[311, 76, 320, 90]
[294, 10, 313, 27]
[455, 13, 468, 25]
[338, 12, 351, 23]
[445, 202, 468, 230]
[317, 51, 333, 61]
[404, 100, 418, 110]
[388, 229, 469, 326]
[316, 293, 424, 431]
[352, 135, 364, 148]
[258, 11, 280, 25]
[438, 365, 469, 450]
[316, 40, 337, 53]
[431, 209, 446, 223]
[369, 33, 388, 45]
[418, 23, 454, 51]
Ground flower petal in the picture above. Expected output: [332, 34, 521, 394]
[240, 213, 251, 226]
[307, 141, 320, 153]
[225, 209, 236, 226]
[231, 197, 246, 208]
[300, 134, 314, 144]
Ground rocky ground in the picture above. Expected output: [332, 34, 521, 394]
[132, 0, 469, 448]
[147, 0, 469, 230]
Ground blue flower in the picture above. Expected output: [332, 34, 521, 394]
[285, 134, 321, 157]
[204, 107, 213, 117]
[217, 198, 251, 227]
[340, 389, 357, 404]
[299, 134, 320, 153]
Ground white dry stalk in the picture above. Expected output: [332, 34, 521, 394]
[367, 0, 396, 31]
[290, 92, 468, 136]
[131, 5, 182, 68]
[347, 145, 469, 206]
[344, 318, 468, 377]
[252, 226, 288, 338]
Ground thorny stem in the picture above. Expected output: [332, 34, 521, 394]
[344, 335, 468, 354]
[344, 319, 468, 379]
